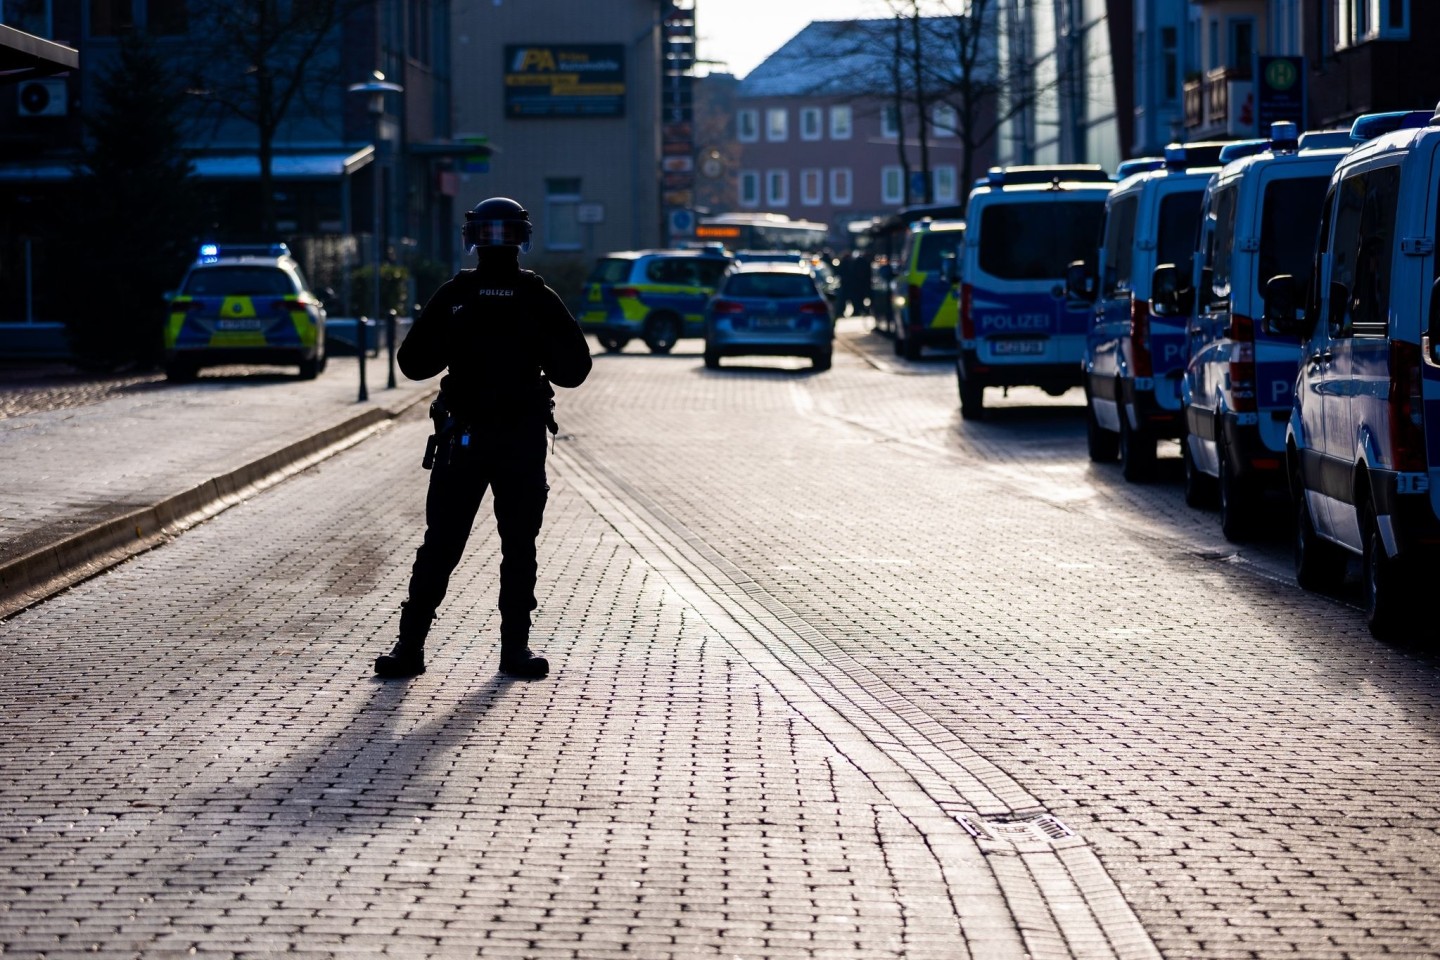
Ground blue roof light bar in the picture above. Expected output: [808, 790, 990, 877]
[1349, 109, 1431, 143]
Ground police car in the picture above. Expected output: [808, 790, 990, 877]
[957, 165, 1112, 419]
[1262, 105, 1440, 639]
[579, 249, 732, 354]
[1171, 124, 1352, 538]
[1077, 143, 1224, 480]
[890, 219, 965, 361]
[163, 243, 327, 382]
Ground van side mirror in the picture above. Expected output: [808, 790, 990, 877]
[1150, 263, 1193, 317]
[1066, 260, 1096, 302]
[1262, 274, 1300, 335]
[1427, 277, 1440, 366]
[1328, 281, 1349, 331]
[940, 253, 959, 285]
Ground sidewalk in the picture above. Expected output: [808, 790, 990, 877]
[0, 356, 433, 618]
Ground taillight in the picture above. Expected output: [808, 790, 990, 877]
[1129, 297, 1152, 377]
[276, 298, 305, 313]
[798, 301, 829, 316]
[711, 299, 744, 314]
[960, 283, 974, 339]
[1390, 339, 1426, 471]
[614, 286, 641, 300]
[1228, 313, 1257, 413]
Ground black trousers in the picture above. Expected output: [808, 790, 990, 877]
[402, 423, 549, 644]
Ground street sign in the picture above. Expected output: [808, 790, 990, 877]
[576, 202, 605, 225]
[1257, 55, 1306, 130]
[668, 209, 695, 237]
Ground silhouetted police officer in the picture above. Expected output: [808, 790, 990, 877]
[375, 197, 592, 680]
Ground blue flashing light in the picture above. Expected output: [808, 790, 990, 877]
[1113, 158, 1164, 180]
[1218, 139, 1269, 164]
[1269, 121, 1300, 152]
[1298, 130, 1354, 151]
[198, 243, 220, 263]
[1349, 109, 1431, 143]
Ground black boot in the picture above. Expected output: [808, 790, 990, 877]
[499, 638, 548, 680]
[375, 603, 432, 678]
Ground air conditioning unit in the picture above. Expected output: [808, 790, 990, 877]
[17, 79, 67, 118]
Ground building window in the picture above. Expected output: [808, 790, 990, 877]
[800, 168, 823, 206]
[881, 104, 900, 138]
[800, 107, 822, 141]
[3, 0, 51, 35]
[830, 168, 852, 205]
[1229, 18, 1254, 72]
[766, 169, 789, 206]
[881, 166, 904, 205]
[544, 178, 582, 251]
[766, 108, 787, 141]
[830, 105, 852, 140]
[89, 0, 134, 35]
[737, 109, 759, 142]
[932, 103, 956, 137]
[739, 170, 760, 207]
[934, 166, 957, 203]
[1162, 26, 1178, 101]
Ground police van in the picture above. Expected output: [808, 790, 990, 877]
[1169, 124, 1352, 539]
[163, 243, 327, 381]
[955, 165, 1111, 420]
[1077, 143, 1225, 480]
[1262, 105, 1440, 639]
[579, 249, 732, 354]
[890, 219, 965, 360]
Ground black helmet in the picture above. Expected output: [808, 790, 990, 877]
[463, 197, 532, 254]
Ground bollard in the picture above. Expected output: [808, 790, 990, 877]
[386, 310, 397, 389]
[357, 315, 369, 402]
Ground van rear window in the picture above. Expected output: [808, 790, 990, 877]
[1258, 176, 1329, 294]
[978, 201, 1106, 280]
[915, 232, 964, 272]
[587, 258, 632, 284]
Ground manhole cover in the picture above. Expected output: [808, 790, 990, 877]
[957, 813, 1075, 843]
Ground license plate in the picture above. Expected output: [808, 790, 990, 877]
[991, 339, 1044, 356]
[754, 316, 789, 328]
[216, 319, 263, 331]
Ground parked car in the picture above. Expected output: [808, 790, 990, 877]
[1171, 124, 1352, 538]
[957, 165, 1112, 419]
[1076, 143, 1224, 480]
[163, 243, 327, 382]
[578, 249, 732, 354]
[1263, 105, 1440, 638]
[703, 262, 834, 371]
[890, 218, 965, 361]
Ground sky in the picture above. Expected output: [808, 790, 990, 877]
[697, 0, 905, 79]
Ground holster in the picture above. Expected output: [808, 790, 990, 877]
[422, 395, 457, 470]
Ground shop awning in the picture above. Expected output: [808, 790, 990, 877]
[0, 147, 375, 184]
[0, 24, 78, 83]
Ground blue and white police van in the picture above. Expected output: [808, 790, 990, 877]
[1171, 124, 1352, 539]
[954, 165, 1112, 420]
[1263, 105, 1440, 640]
[1077, 143, 1225, 481]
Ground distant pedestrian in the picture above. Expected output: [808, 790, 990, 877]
[374, 197, 592, 681]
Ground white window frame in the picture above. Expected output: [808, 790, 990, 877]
[830, 168, 853, 205]
[881, 104, 901, 139]
[933, 165, 957, 203]
[932, 102, 957, 137]
[800, 106, 822, 141]
[739, 170, 761, 208]
[544, 179, 583, 252]
[829, 105, 852, 140]
[800, 168, 823, 206]
[881, 165, 904, 205]
[766, 107, 788, 142]
[737, 108, 759, 143]
[766, 169, 789, 206]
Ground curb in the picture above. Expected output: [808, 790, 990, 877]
[0, 394, 428, 620]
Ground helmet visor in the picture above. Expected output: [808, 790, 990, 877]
[463, 218, 532, 254]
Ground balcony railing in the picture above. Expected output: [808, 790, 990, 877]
[1183, 65, 1255, 138]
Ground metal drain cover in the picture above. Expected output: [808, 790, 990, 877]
[958, 813, 1075, 843]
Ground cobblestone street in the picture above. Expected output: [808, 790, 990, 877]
[1, 323, 1437, 959]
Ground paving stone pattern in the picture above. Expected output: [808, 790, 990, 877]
[1, 321, 1438, 958]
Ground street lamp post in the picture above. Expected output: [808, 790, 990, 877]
[346, 70, 404, 403]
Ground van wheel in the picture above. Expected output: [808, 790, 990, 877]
[165, 360, 198, 383]
[1218, 439, 1258, 541]
[1362, 503, 1410, 640]
[902, 335, 922, 361]
[703, 348, 721, 370]
[811, 350, 832, 372]
[298, 355, 321, 380]
[1294, 490, 1346, 592]
[958, 368, 985, 421]
[1119, 412, 1157, 483]
[893, 330, 905, 356]
[1085, 394, 1119, 462]
[600, 335, 629, 353]
[1182, 435, 1218, 507]
[643, 314, 680, 354]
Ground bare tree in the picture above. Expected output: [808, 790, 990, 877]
[180, 0, 367, 236]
